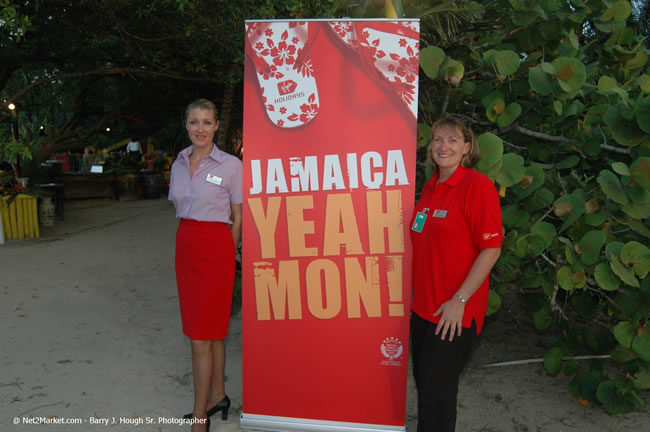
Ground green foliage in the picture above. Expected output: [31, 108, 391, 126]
[0, 0, 31, 41]
[414, 0, 650, 415]
[597, 378, 645, 415]
[0, 137, 31, 168]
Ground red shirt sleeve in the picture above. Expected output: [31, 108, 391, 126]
[466, 174, 503, 249]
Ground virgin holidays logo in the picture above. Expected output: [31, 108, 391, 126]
[277, 79, 297, 95]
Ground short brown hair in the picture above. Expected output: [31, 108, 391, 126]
[426, 117, 480, 171]
[185, 98, 219, 124]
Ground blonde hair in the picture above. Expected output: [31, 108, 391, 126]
[185, 98, 219, 124]
[426, 117, 480, 171]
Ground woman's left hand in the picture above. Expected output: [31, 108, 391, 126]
[433, 298, 465, 342]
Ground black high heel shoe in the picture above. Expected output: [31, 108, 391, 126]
[183, 395, 231, 420]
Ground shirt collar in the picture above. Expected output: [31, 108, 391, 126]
[432, 165, 469, 187]
[177, 144, 224, 163]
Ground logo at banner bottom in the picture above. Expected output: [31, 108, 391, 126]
[380, 337, 404, 366]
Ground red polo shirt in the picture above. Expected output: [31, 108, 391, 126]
[410, 166, 503, 334]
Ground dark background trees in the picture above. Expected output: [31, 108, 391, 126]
[1, 0, 338, 166]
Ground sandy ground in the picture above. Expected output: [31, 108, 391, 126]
[1, 198, 648, 431]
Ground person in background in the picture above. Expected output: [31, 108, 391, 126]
[409, 117, 503, 432]
[81, 146, 94, 173]
[168, 99, 242, 432]
[126, 137, 142, 154]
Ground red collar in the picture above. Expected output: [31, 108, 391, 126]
[431, 165, 469, 188]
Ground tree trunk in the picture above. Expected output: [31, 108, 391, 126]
[216, 84, 234, 151]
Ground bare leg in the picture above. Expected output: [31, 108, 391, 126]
[191, 339, 212, 432]
[207, 339, 226, 407]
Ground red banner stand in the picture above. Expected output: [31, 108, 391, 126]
[241, 18, 420, 432]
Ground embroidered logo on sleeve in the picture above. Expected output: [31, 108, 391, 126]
[483, 232, 499, 240]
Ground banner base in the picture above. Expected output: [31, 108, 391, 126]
[240, 414, 405, 432]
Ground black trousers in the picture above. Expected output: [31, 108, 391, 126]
[411, 312, 477, 432]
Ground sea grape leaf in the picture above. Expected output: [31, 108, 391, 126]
[544, 346, 564, 376]
[530, 221, 556, 248]
[622, 202, 650, 219]
[557, 155, 580, 169]
[496, 102, 522, 127]
[512, 163, 545, 199]
[614, 321, 636, 348]
[476, 133, 504, 172]
[626, 50, 648, 77]
[529, 64, 554, 96]
[578, 230, 606, 266]
[417, 123, 432, 147]
[606, 241, 625, 261]
[611, 162, 630, 176]
[557, 266, 575, 290]
[554, 200, 574, 217]
[597, 380, 639, 415]
[420, 45, 446, 79]
[598, 75, 617, 91]
[594, 263, 620, 291]
[501, 204, 530, 228]
[496, 153, 525, 186]
[494, 254, 520, 282]
[635, 96, 650, 134]
[482, 90, 506, 121]
[492, 50, 520, 76]
[603, 106, 645, 147]
[487, 290, 502, 316]
[442, 57, 465, 84]
[541, 61, 556, 75]
[598, 170, 629, 205]
[620, 241, 650, 278]
[611, 344, 637, 363]
[559, 237, 576, 265]
[610, 254, 640, 287]
[585, 210, 607, 227]
[525, 187, 554, 211]
[533, 304, 553, 330]
[554, 192, 586, 233]
[526, 233, 548, 257]
[552, 57, 586, 94]
[601, 0, 632, 22]
[634, 369, 650, 390]
[631, 328, 650, 362]
[641, 74, 650, 93]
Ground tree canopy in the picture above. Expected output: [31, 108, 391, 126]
[1, 0, 338, 164]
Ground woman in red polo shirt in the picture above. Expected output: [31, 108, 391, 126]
[169, 99, 242, 432]
[410, 117, 502, 432]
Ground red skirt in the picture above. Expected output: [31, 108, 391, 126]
[175, 219, 235, 340]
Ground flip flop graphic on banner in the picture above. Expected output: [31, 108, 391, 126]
[246, 21, 320, 128]
[327, 21, 420, 119]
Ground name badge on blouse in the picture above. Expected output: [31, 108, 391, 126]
[206, 173, 222, 185]
[432, 209, 448, 218]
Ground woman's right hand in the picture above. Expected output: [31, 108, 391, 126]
[433, 297, 465, 341]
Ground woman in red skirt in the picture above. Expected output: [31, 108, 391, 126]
[168, 99, 242, 432]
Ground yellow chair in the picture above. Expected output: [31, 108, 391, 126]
[0, 194, 40, 240]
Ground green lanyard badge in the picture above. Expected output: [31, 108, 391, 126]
[412, 208, 428, 233]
